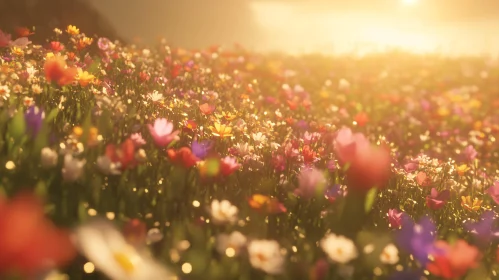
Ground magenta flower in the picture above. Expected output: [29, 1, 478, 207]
[295, 167, 326, 199]
[130, 133, 146, 147]
[147, 118, 180, 147]
[487, 181, 499, 205]
[220, 156, 241, 176]
[462, 145, 478, 162]
[426, 188, 450, 210]
[388, 209, 405, 229]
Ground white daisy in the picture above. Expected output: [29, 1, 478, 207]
[320, 233, 358, 264]
[248, 240, 285, 275]
[209, 200, 238, 225]
[73, 218, 171, 280]
[216, 231, 247, 256]
[62, 154, 86, 182]
[379, 244, 399, 265]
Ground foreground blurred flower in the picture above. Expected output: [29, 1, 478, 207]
[334, 127, 391, 191]
[427, 240, 480, 279]
[148, 118, 180, 147]
[295, 167, 326, 199]
[24, 106, 45, 137]
[0, 192, 75, 277]
[426, 188, 450, 210]
[461, 196, 482, 211]
[320, 233, 358, 264]
[209, 200, 238, 225]
[396, 217, 437, 266]
[0, 29, 11, 47]
[388, 209, 405, 229]
[41, 147, 58, 168]
[73, 218, 171, 280]
[216, 231, 247, 256]
[62, 154, 86, 182]
[44, 56, 77, 86]
[248, 240, 285, 275]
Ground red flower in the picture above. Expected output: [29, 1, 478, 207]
[167, 147, 199, 168]
[44, 56, 77, 86]
[0, 193, 76, 277]
[49, 41, 64, 53]
[426, 188, 450, 210]
[302, 145, 316, 164]
[105, 139, 136, 170]
[354, 112, 369, 126]
[427, 240, 480, 279]
[15, 27, 34, 37]
[220, 156, 240, 176]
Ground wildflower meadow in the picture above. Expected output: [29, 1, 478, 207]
[1, 25, 499, 280]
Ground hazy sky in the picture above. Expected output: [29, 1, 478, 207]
[89, 0, 499, 55]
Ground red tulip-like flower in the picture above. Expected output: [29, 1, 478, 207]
[105, 139, 136, 170]
[44, 56, 77, 86]
[220, 156, 241, 177]
[0, 192, 76, 277]
[167, 147, 199, 169]
[426, 188, 450, 210]
[427, 240, 480, 279]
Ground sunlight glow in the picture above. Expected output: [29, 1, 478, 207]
[402, 0, 418, 5]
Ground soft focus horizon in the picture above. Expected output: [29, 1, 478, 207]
[89, 0, 499, 56]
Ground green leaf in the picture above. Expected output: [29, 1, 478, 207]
[364, 188, 377, 213]
[78, 201, 88, 223]
[45, 108, 59, 123]
[34, 181, 47, 199]
[8, 110, 26, 143]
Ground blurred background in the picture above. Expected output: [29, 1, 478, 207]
[1, 0, 499, 55]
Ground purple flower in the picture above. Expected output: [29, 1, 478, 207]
[388, 209, 405, 228]
[295, 167, 326, 199]
[487, 181, 499, 205]
[191, 140, 212, 160]
[465, 210, 499, 245]
[324, 184, 344, 202]
[396, 216, 438, 266]
[97, 37, 112, 51]
[462, 145, 478, 161]
[24, 106, 45, 137]
[403, 162, 418, 173]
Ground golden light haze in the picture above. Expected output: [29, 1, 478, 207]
[90, 0, 499, 55]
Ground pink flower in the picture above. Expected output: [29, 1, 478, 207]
[462, 145, 478, 161]
[295, 167, 326, 199]
[9, 37, 31, 48]
[334, 127, 391, 191]
[426, 188, 450, 210]
[271, 154, 286, 172]
[0, 29, 11, 47]
[147, 118, 180, 147]
[487, 181, 499, 205]
[220, 156, 240, 176]
[388, 209, 405, 228]
[427, 240, 480, 279]
[130, 133, 146, 147]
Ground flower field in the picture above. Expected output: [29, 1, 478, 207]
[1, 25, 499, 279]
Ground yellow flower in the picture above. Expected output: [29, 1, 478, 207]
[45, 52, 55, 59]
[66, 25, 80, 35]
[461, 196, 482, 212]
[77, 70, 95, 87]
[209, 122, 233, 138]
[455, 164, 470, 176]
[76, 37, 93, 50]
[215, 111, 237, 121]
[437, 107, 450, 117]
[11, 47, 24, 56]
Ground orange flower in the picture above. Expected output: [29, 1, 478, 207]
[15, 27, 34, 37]
[354, 112, 369, 126]
[0, 192, 76, 277]
[199, 103, 216, 115]
[66, 25, 80, 35]
[167, 147, 199, 169]
[76, 37, 93, 50]
[209, 122, 233, 138]
[44, 56, 77, 86]
[461, 196, 482, 212]
[455, 164, 470, 176]
[248, 194, 286, 214]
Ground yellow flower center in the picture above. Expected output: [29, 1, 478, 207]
[113, 252, 136, 274]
